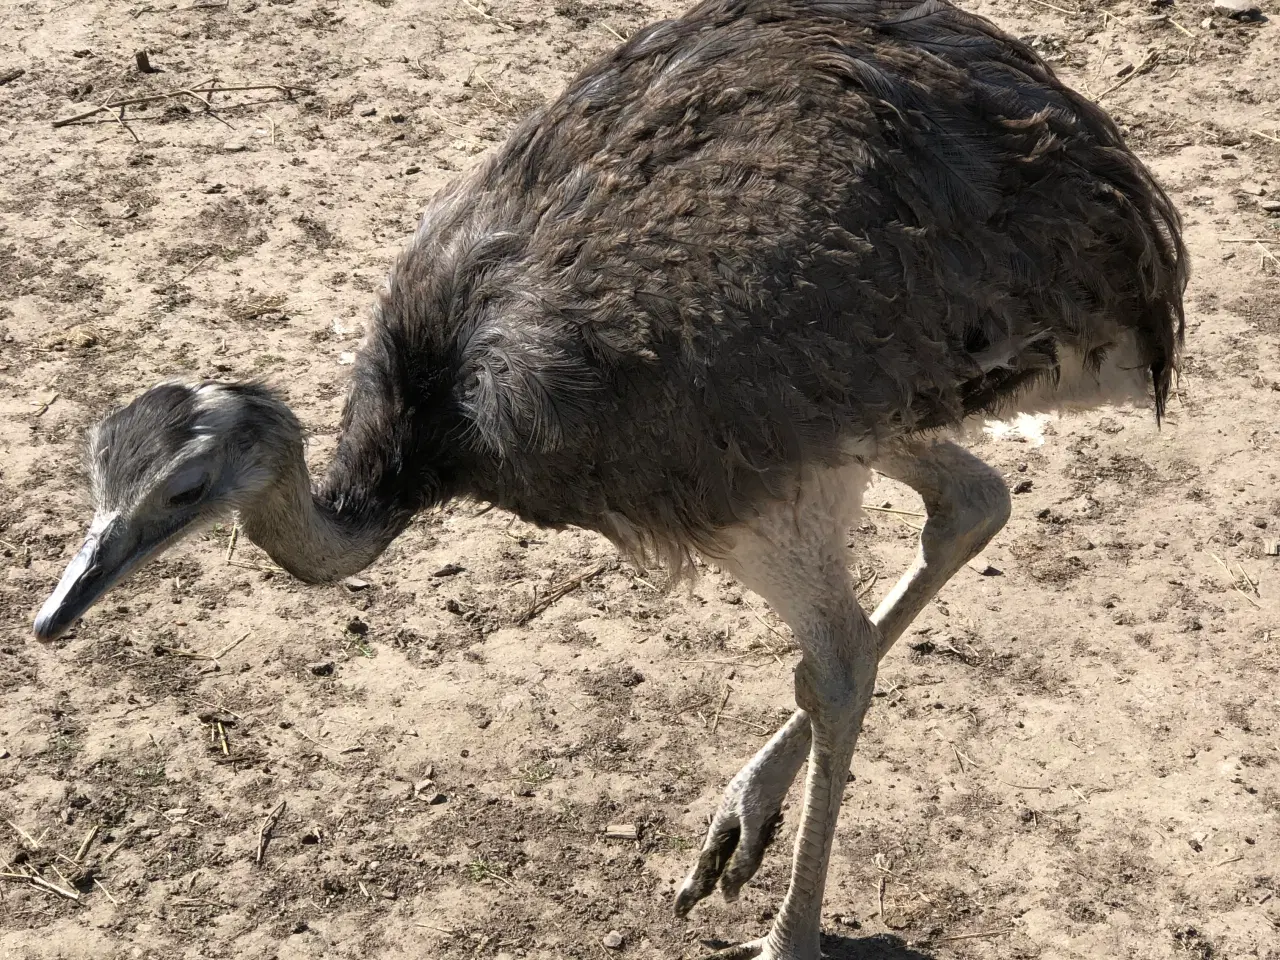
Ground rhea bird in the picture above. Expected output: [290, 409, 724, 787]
[34, 0, 1185, 956]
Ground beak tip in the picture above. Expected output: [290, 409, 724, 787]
[33, 601, 67, 642]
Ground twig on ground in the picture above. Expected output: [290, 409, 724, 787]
[211, 630, 252, 661]
[910, 927, 1016, 947]
[0, 870, 80, 901]
[415, 921, 459, 935]
[255, 801, 286, 865]
[518, 561, 609, 623]
[1095, 52, 1158, 102]
[715, 713, 771, 734]
[52, 82, 312, 128]
[5, 819, 41, 851]
[1022, 0, 1077, 14]
[662, 695, 713, 720]
[102, 827, 133, 862]
[863, 505, 925, 518]
[74, 825, 99, 864]
[1210, 552, 1262, 608]
[176, 252, 213, 283]
[456, 0, 515, 30]
[710, 683, 731, 733]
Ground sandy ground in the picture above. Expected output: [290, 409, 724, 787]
[0, 1, 1278, 958]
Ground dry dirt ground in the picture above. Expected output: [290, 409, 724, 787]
[0, 1, 1278, 958]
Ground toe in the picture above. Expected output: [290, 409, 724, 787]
[718, 810, 783, 901]
[674, 820, 741, 917]
[699, 937, 767, 959]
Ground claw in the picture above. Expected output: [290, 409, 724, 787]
[675, 806, 787, 917]
[720, 809, 782, 900]
[699, 937, 767, 959]
[678, 713, 812, 917]
[674, 823, 740, 917]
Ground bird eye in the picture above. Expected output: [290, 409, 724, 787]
[168, 481, 208, 508]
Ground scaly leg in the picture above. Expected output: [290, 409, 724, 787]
[676, 441, 1010, 918]
[681, 463, 879, 959]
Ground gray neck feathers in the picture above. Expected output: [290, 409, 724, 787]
[238, 433, 403, 584]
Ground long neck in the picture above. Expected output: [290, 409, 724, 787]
[237, 374, 443, 582]
[238, 438, 416, 584]
[237, 270, 470, 581]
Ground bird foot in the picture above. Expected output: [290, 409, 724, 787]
[674, 798, 785, 917]
[698, 937, 768, 959]
[698, 936, 819, 960]
[674, 739, 801, 916]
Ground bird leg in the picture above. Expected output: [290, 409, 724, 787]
[679, 464, 876, 960]
[753, 632, 875, 960]
[865, 440, 1012, 657]
[677, 442, 1010, 916]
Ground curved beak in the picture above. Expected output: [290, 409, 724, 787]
[33, 512, 131, 641]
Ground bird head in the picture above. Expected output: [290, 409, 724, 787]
[33, 380, 300, 641]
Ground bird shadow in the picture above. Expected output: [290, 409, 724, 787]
[694, 933, 936, 960]
[821, 932, 936, 960]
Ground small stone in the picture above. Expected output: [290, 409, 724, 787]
[425, 792, 447, 805]
[968, 559, 1002, 576]
[308, 660, 335, 676]
[343, 576, 370, 591]
[1012, 479, 1033, 494]
[602, 930, 624, 949]
[1260, 200, 1280, 213]
[1201, 16, 1214, 26]
[433, 563, 466, 577]
[346, 617, 369, 636]
[223, 140, 248, 153]
[1264, 539, 1280, 556]
[390, 111, 407, 122]
[1212, 0, 1262, 19]
[0, 748, 10, 760]
[338, 351, 355, 365]
[604, 823, 639, 840]
[359, 106, 377, 117]
[403, 164, 421, 175]
[1241, 183, 1268, 196]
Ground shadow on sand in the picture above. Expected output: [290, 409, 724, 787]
[821, 933, 936, 960]
[694, 933, 936, 960]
